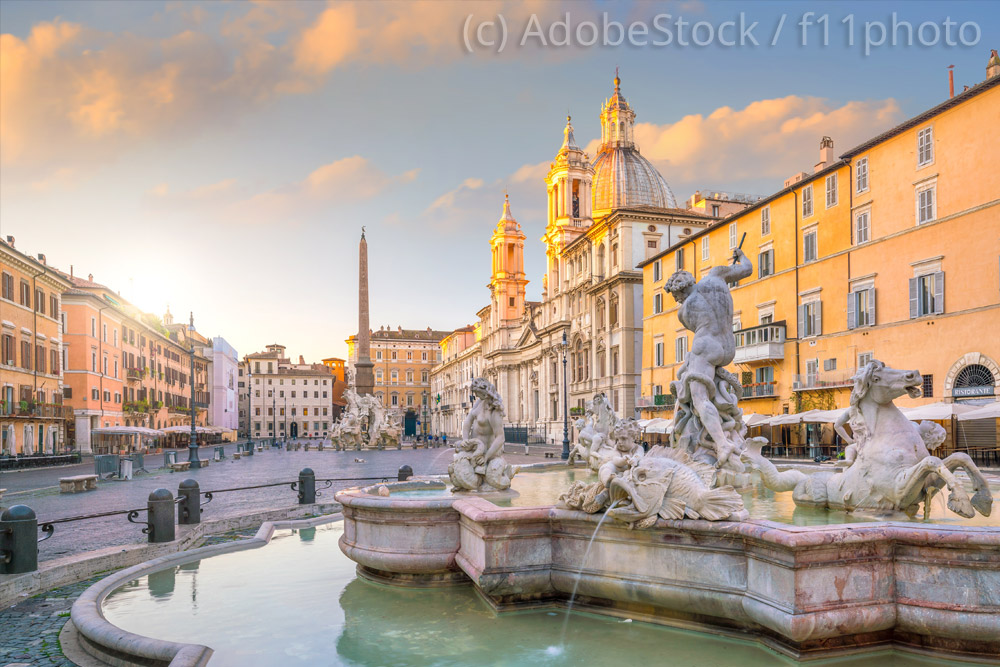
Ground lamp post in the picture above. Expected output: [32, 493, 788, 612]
[187, 313, 204, 468]
[284, 396, 287, 444]
[560, 330, 570, 460]
[246, 369, 253, 447]
[272, 393, 276, 446]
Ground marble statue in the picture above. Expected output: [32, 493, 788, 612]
[333, 388, 365, 451]
[448, 378, 514, 492]
[560, 419, 747, 527]
[742, 360, 993, 519]
[664, 248, 754, 473]
[568, 393, 616, 470]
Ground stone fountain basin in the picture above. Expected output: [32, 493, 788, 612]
[335, 477, 1000, 662]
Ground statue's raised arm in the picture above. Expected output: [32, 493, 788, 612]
[709, 248, 753, 284]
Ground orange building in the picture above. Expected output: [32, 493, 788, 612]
[639, 62, 1000, 454]
[0, 239, 73, 454]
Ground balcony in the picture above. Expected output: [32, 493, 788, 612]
[637, 394, 676, 411]
[742, 382, 777, 399]
[734, 322, 786, 364]
[793, 369, 856, 391]
[126, 368, 144, 382]
[3, 402, 74, 419]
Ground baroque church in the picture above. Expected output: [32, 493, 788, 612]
[434, 75, 716, 438]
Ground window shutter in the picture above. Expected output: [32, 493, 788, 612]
[867, 288, 876, 326]
[847, 291, 856, 330]
[813, 301, 822, 336]
[797, 305, 806, 338]
[758, 253, 764, 278]
[909, 278, 918, 319]
[933, 271, 945, 314]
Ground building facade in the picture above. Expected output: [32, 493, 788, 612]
[244, 344, 336, 439]
[639, 67, 1000, 450]
[430, 325, 482, 437]
[0, 241, 73, 454]
[206, 337, 239, 431]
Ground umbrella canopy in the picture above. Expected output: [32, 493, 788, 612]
[643, 418, 673, 434]
[957, 402, 1000, 421]
[742, 413, 772, 427]
[5, 424, 14, 455]
[900, 401, 977, 421]
[767, 412, 806, 426]
[162, 425, 221, 434]
[92, 426, 164, 436]
[804, 408, 849, 423]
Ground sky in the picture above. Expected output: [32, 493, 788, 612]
[2, 0, 998, 362]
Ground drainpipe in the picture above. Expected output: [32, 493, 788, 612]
[29, 263, 48, 453]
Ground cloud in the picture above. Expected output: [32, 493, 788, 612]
[632, 95, 903, 189]
[426, 177, 485, 213]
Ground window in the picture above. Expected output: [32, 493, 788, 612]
[391, 350, 397, 360]
[848, 287, 876, 329]
[802, 184, 813, 218]
[856, 157, 869, 193]
[806, 359, 819, 386]
[921, 374, 934, 398]
[35, 344, 46, 373]
[728, 222, 738, 249]
[19, 280, 30, 306]
[917, 127, 934, 167]
[855, 211, 870, 244]
[799, 300, 822, 337]
[1, 334, 13, 365]
[916, 185, 936, 224]
[675, 248, 684, 271]
[653, 292, 663, 314]
[1, 272, 12, 300]
[760, 207, 770, 236]
[711, 204, 720, 217]
[825, 173, 838, 208]
[757, 249, 774, 278]
[910, 272, 944, 318]
[508, 297, 515, 307]
[422, 352, 427, 361]
[701, 236, 709, 261]
[803, 230, 818, 262]
[654, 342, 664, 366]
[611, 347, 619, 375]
[34, 289, 45, 314]
[653, 260, 661, 282]
[647, 240, 657, 249]
[822, 358, 836, 372]
[391, 394, 398, 407]
[675, 336, 687, 363]
[421, 370, 429, 383]
[858, 352, 873, 369]
[376, 351, 382, 360]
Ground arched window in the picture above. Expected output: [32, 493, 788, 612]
[609, 294, 619, 328]
[597, 245, 606, 278]
[575, 341, 584, 382]
[955, 364, 995, 393]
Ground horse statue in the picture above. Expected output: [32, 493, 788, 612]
[583, 393, 617, 470]
[742, 360, 993, 519]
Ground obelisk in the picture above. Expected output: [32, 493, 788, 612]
[354, 228, 375, 396]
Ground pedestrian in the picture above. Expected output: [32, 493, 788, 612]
[442, 434, 447, 447]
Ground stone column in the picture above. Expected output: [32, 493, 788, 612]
[355, 231, 375, 396]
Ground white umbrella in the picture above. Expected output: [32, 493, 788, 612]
[5, 424, 14, 455]
[957, 402, 1000, 421]
[24, 424, 34, 455]
[767, 412, 807, 426]
[645, 418, 674, 434]
[901, 402, 976, 421]
[803, 408, 849, 423]
[742, 413, 772, 427]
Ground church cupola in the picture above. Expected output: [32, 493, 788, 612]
[600, 69, 637, 148]
[489, 194, 528, 324]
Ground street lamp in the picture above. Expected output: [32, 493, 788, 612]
[246, 369, 253, 447]
[284, 396, 287, 444]
[560, 330, 570, 460]
[272, 393, 276, 446]
[187, 313, 204, 468]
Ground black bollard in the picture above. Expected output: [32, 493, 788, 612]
[397, 465, 413, 482]
[0, 505, 38, 574]
[298, 468, 316, 504]
[147, 488, 175, 543]
[177, 479, 201, 525]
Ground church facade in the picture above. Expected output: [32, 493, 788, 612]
[431, 76, 718, 440]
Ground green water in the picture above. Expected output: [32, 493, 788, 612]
[101, 524, 962, 666]
[392, 468, 1000, 526]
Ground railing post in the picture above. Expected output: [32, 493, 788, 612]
[0, 505, 38, 574]
[177, 479, 201, 525]
[298, 468, 316, 504]
[397, 465, 413, 482]
[147, 489, 175, 543]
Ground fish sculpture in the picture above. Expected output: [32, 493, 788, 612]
[607, 447, 747, 529]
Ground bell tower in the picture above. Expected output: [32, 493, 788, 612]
[600, 69, 636, 149]
[489, 194, 528, 324]
[542, 115, 593, 295]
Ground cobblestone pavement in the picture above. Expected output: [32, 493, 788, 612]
[1, 443, 555, 562]
[0, 573, 101, 666]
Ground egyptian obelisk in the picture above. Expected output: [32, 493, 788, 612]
[354, 228, 375, 396]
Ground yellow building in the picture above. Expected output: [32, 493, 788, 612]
[346, 327, 448, 412]
[639, 64, 1000, 452]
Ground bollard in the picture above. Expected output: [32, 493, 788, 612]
[177, 479, 201, 525]
[397, 465, 413, 482]
[147, 489, 175, 543]
[297, 468, 316, 504]
[246, 440, 254, 456]
[0, 505, 38, 574]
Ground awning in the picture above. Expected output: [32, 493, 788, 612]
[162, 425, 223, 434]
[957, 402, 1000, 421]
[644, 418, 674, 434]
[92, 426, 165, 436]
[900, 401, 977, 421]
[742, 413, 772, 427]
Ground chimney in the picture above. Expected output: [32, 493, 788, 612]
[70, 265, 74, 278]
[37, 253, 46, 264]
[988, 49, 1000, 79]
[88, 273, 93, 282]
[5, 236, 13, 247]
[299, 355, 305, 364]
[814, 136, 834, 173]
[948, 64, 955, 98]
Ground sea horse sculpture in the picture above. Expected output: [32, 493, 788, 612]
[742, 360, 993, 519]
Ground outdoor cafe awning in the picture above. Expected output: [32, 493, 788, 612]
[91, 426, 165, 436]
[957, 402, 1000, 421]
[900, 401, 977, 421]
[161, 425, 223, 434]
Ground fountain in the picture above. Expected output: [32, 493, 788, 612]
[335, 248, 999, 661]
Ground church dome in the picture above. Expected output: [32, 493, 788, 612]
[591, 73, 678, 211]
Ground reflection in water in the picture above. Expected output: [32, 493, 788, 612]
[147, 567, 175, 599]
[102, 525, 972, 667]
[297, 527, 316, 542]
